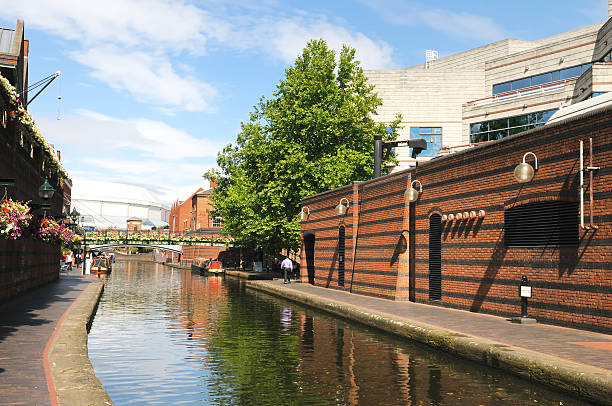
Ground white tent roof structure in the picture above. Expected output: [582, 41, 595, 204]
[71, 179, 170, 230]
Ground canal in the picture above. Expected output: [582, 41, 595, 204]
[88, 259, 591, 405]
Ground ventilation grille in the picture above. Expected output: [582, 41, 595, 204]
[338, 226, 345, 287]
[429, 214, 442, 300]
[505, 201, 579, 247]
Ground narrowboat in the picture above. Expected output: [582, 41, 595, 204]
[91, 255, 112, 274]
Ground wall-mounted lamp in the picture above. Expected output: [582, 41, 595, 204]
[447, 213, 455, 221]
[514, 152, 538, 183]
[299, 206, 310, 221]
[524, 66, 529, 72]
[455, 212, 463, 220]
[462, 211, 469, 220]
[335, 198, 350, 216]
[559, 57, 564, 64]
[478, 209, 486, 218]
[441, 214, 448, 222]
[405, 180, 423, 203]
[469, 211, 477, 219]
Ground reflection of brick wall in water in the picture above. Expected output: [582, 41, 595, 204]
[295, 314, 527, 404]
[174, 270, 228, 343]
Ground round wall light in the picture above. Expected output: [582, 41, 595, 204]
[335, 198, 349, 216]
[514, 152, 538, 183]
[405, 180, 423, 203]
[300, 207, 310, 221]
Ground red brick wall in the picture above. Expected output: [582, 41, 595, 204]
[0, 239, 60, 302]
[0, 102, 65, 301]
[301, 107, 611, 333]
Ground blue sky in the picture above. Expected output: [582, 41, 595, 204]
[2, 0, 608, 203]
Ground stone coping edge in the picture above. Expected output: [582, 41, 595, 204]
[47, 279, 114, 406]
[247, 281, 612, 406]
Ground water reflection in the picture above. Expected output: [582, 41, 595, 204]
[88, 260, 591, 405]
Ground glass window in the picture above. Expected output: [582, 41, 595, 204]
[509, 115, 528, 128]
[551, 70, 560, 82]
[540, 109, 557, 122]
[531, 73, 550, 86]
[489, 118, 508, 130]
[511, 77, 531, 91]
[493, 82, 511, 95]
[410, 127, 442, 157]
[560, 65, 581, 79]
[581, 63, 593, 73]
[469, 108, 558, 144]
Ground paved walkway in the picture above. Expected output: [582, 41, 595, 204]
[0, 269, 94, 406]
[260, 279, 612, 371]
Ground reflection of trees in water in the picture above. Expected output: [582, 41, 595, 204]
[94, 264, 589, 406]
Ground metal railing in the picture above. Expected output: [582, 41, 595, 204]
[466, 78, 577, 107]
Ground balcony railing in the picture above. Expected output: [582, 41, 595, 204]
[466, 78, 577, 107]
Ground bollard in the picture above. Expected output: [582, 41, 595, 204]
[512, 275, 537, 324]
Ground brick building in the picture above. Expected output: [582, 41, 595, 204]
[299, 106, 611, 333]
[0, 20, 72, 301]
[168, 181, 230, 265]
[169, 180, 221, 232]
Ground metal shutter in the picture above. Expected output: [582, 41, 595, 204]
[429, 214, 442, 301]
[505, 201, 579, 247]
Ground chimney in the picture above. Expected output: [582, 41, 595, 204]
[56, 150, 61, 161]
[209, 177, 217, 189]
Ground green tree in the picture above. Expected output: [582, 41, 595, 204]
[206, 39, 400, 253]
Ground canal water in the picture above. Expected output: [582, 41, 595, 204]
[88, 259, 590, 405]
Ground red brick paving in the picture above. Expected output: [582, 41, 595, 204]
[0, 270, 94, 406]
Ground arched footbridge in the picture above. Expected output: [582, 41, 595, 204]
[83, 229, 235, 254]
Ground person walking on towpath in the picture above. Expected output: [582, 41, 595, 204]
[281, 257, 293, 284]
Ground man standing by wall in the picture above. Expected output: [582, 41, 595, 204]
[281, 257, 293, 284]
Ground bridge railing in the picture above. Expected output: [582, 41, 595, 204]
[83, 229, 235, 246]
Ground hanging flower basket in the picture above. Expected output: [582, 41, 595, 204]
[0, 199, 33, 239]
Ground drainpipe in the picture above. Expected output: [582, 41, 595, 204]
[374, 135, 382, 178]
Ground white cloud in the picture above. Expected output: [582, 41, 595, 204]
[358, 0, 507, 43]
[2, 1, 401, 111]
[36, 111, 221, 203]
[72, 46, 216, 112]
[242, 18, 396, 69]
[6, 0, 219, 53]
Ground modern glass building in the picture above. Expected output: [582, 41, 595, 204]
[365, 11, 612, 171]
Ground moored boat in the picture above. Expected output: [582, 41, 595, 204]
[91, 255, 112, 274]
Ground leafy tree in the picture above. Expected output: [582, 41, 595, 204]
[206, 39, 400, 253]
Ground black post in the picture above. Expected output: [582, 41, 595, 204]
[520, 275, 528, 318]
[374, 134, 382, 178]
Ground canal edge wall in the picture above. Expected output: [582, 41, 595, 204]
[246, 281, 612, 406]
[46, 279, 114, 406]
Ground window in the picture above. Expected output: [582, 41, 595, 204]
[504, 201, 578, 247]
[470, 109, 557, 144]
[410, 127, 442, 157]
[492, 62, 595, 95]
[212, 216, 222, 228]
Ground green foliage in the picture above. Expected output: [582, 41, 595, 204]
[206, 39, 401, 252]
